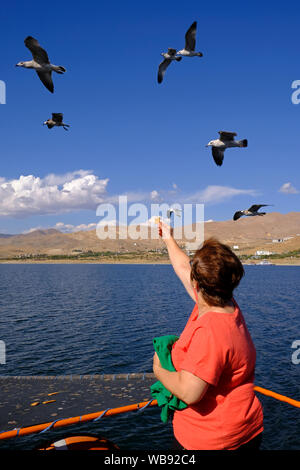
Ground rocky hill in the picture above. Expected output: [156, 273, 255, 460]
[0, 212, 299, 258]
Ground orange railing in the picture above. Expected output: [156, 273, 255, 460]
[0, 385, 299, 441]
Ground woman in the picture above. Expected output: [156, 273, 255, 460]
[153, 221, 263, 450]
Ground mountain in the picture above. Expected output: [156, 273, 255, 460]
[0, 212, 299, 259]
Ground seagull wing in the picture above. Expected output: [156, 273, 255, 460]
[167, 48, 177, 56]
[233, 211, 243, 221]
[185, 21, 197, 51]
[52, 113, 63, 123]
[158, 58, 171, 83]
[36, 70, 54, 93]
[212, 147, 225, 166]
[218, 131, 237, 142]
[24, 36, 50, 65]
[248, 204, 269, 213]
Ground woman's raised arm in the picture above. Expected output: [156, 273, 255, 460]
[159, 220, 195, 301]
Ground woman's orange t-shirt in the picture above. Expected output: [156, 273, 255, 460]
[171, 300, 264, 450]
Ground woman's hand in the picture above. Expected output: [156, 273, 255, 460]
[152, 357, 209, 406]
[157, 219, 195, 301]
[158, 220, 173, 240]
[153, 352, 162, 372]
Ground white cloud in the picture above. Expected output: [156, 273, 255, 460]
[22, 226, 48, 234]
[148, 185, 257, 206]
[0, 171, 109, 217]
[139, 215, 169, 226]
[279, 182, 299, 194]
[150, 190, 162, 202]
[182, 185, 258, 204]
[43, 170, 92, 186]
[23, 221, 114, 234]
[0, 168, 259, 223]
[54, 222, 98, 232]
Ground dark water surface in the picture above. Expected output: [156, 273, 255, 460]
[0, 264, 299, 450]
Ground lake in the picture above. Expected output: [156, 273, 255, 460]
[0, 264, 299, 450]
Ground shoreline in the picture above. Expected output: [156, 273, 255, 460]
[0, 258, 171, 265]
[0, 258, 299, 266]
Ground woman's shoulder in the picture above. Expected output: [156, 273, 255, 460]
[196, 305, 242, 333]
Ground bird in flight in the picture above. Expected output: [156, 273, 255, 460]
[43, 113, 70, 131]
[177, 21, 203, 58]
[206, 131, 248, 166]
[16, 36, 66, 93]
[233, 204, 272, 221]
[167, 208, 182, 219]
[158, 48, 182, 83]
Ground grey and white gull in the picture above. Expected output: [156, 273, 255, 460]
[157, 48, 182, 84]
[233, 204, 271, 221]
[16, 36, 66, 93]
[177, 21, 203, 58]
[43, 113, 70, 130]
[206, 131, 248, 166]
[167, 208, 182, 219]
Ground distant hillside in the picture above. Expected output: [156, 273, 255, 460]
[0, 212, 299, 258]
[198, 211, 300, 254]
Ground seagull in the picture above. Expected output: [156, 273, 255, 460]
[16, 36, 66, 93]
[157, 48, 182, 83]
[233, 205, 271, 221]
[177, 22, 203, 58]
[206, 131, 248, 166]
[43, 113, 70, 130]
[167, 208, 182, 219]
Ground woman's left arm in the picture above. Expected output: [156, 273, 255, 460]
[153, 353, 208, 406]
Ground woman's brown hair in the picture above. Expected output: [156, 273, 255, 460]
[190, 237, 244, 307]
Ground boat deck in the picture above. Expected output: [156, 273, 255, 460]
[0, 374, 156, 433]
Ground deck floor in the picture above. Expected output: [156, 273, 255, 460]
[0, 374, 156, 433]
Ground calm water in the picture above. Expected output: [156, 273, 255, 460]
[0, 264, 299, 450]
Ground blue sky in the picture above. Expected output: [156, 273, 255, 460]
[0, 0, 299, 234]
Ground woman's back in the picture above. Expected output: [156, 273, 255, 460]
[171, 301, 264, 450]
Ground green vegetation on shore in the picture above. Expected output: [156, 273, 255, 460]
[239, 248, 300, 261]
[1, 250, 170, 262]
[0, 248, 300, 264]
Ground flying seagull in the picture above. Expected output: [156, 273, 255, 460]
[167, 208, 182, 219]
[206, 131, 248, 166]
[177, 22, 203, 57]
[158, 48, 182, 84]
[16, 36, 66, 93]
[233, 204, 271, 221]
[43, 113, 70, 130]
